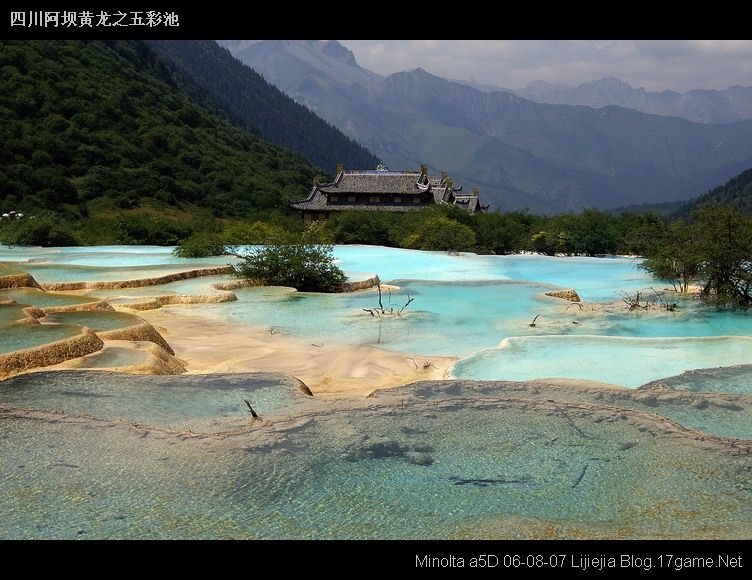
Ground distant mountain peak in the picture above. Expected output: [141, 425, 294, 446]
[524, 80, 567, 91]
[229, 39, 382, 94]
[321, 39, 356, 65]
[586, 77, 634, 89]
[518, 77, 752, 123]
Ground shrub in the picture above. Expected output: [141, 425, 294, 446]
[400, 216, 476, 252]
[223, 220, 296, 245]
[0, 214, 79, 246]
[173, 232, 228, 258]
[233, 243, 347, 292]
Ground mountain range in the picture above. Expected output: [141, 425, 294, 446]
[515, 77, 752, 125]
[221, 40, 752, 213]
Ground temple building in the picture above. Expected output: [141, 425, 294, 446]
[289, 164, 488, 223]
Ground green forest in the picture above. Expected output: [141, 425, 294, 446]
[0, 40, 320, 244]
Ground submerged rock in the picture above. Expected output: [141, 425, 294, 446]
[545, 288, 581, 302]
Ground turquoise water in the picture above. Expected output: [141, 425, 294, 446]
[205, 280, 554, 356]
[0, 245, 228, 285]
[2, 245, 651, 300]
[0, 324, 83, 354]
[336, 247, 651, 301]
[18, 263, 227, 284]
[451, 336, 752, 388]
[3, 245, 748, 385]
[0, 245, 227, 268]
[200, 281, 751, 359]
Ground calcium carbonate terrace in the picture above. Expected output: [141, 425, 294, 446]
[2, 244, 751, 539]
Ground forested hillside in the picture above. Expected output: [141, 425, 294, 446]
[0, 40, 319, 243]
[147, 40, 379, 173]
[678, 167, 752, 216]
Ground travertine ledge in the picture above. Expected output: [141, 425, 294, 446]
[41, 266, 234, 291]
[212, 274, 381, 293]
[39, 299, 114, 315]
[98, 321, 175, 355]
[119, 292, 237, 311]
[0, 273, 42, 290]
[0, 328, 104, 379]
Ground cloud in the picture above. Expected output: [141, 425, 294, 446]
[339, 40, 752, 92]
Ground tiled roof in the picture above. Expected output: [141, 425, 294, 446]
[289, 169, 487, 213]
[452, 195, 480, 212]
[289, 188, 430, 212]
[319, 172, 425, 195]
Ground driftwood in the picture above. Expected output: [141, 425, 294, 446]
[650, 287, 678, 311]
[243, 399, 259, 419]
[621, 289, 678, 312]
[362, 284, 414, 318]
[409, 357, 437, 370]
[620, 291, 650, 311]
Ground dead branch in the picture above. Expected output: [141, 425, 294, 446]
[620, 290, 650, 311]
[243, 399, 259, 419]
[650, 286, 677, 311]
[398, 294, 414, 315]
[529, 314, 540, 327]
[363, 308, 381, 318]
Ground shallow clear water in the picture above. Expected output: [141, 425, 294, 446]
[0, 371, 314, 432]
[0, 324, 83, 354]
[646, 364, 752, 395]
[88, 275, 232, 300]
[452, 335, 752, 388]
[73, 347, 150, 369]
[1, 382, 749, 539]
[204, 280, 556, 356]
[0, 288, 95, 308]
[0, 304, 27, 324]
[398, 380, 752, 440]
[19, 263, 227, 284]
[2, 245, 652, 300]
[43, 311, 141, 332]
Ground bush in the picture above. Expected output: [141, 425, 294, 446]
[233, 243, 347, 292]
[173, 232, 228, 258]
[400, 216, 477, 252]
[300, 220, 335, 244]
[223, 221, 295, 245]
[0, 215, 79, 246]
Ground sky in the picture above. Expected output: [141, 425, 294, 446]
[339, 40, 752, 92]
